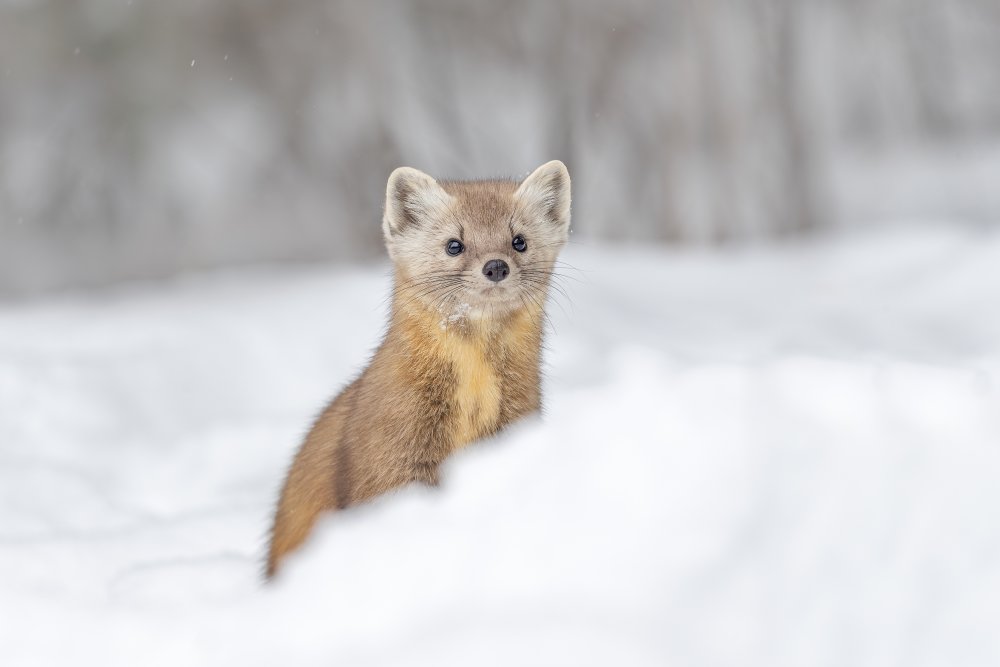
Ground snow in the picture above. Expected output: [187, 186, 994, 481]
[2, 226, 999, 665]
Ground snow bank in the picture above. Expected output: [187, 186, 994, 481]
[1, 227, 999, 665]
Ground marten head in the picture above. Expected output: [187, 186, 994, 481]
[382, 161, 571, 323]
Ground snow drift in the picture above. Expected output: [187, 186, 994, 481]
[1, 226, 999, 666]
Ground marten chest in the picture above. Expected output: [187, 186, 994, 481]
[399, 305, 542, 453]
[440, 333, 503, 449]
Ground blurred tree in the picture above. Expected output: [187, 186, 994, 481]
[1, 0, 999, 295]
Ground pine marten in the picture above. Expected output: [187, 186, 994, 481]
[266, 160, 571, 578]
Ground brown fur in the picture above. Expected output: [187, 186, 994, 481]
[266, 162, 570, 578]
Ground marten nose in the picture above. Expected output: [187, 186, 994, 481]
[482, 259, 510, 283]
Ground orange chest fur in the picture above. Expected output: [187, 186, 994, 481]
[440, 331, 503, 447]
[400, 306, 540, 451]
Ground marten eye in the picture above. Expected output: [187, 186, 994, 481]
[446, 239, 464, 256]
[512, 235, 527, 252]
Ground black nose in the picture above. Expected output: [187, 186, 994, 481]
[482, 259, 510, 283]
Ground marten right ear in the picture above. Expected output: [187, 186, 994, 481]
[383, 167, 452, 255]
[515, 160, 571, 235]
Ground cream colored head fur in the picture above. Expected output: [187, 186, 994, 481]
[382, 161, 571, 321]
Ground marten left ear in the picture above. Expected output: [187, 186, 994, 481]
[515, 160, 571, 233]
[383, 167, 452, 253]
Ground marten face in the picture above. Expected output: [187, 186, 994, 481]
[382, 161, 571, 322]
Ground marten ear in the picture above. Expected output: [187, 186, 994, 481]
[383, 167, 451, 247]
[515, 160, 571, 233]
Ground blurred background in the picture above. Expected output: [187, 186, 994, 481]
[3, 0, 1000, 297]
[4, 4, 1000, 663]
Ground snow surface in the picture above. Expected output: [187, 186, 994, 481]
[2, 227, 999, 666]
